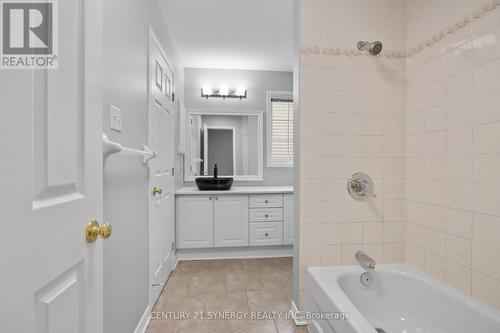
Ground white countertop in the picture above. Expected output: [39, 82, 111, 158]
[175, 186, 294, 196]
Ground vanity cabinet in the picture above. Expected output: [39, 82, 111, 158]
[176, 189, 294, 249]
[176, 195, 214, 248]
[176, 195, 248, 249]
[214, 196, 249, 247]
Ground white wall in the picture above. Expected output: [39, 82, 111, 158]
[183, 68, 294, 186]
[102, 0, 183, 332]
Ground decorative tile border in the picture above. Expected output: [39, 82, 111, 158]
[301, 0, 500, 59]
[300, 46, 406, 60]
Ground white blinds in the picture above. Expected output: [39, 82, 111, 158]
[271, 98, 293, 163]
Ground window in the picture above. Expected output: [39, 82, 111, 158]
[266, 91, 293, 167]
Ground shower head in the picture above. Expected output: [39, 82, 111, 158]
[357, 41, 383, 56]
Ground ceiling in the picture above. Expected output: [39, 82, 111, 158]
[159, 0, 294, 72]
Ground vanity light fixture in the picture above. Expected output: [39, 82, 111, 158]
[201, 85, 247, 100]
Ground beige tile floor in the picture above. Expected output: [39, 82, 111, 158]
[146, 257, 308, 333]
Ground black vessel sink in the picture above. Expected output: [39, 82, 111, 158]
[195, 177, 233, 191]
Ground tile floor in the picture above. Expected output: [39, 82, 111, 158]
[146, 257, 308, 333]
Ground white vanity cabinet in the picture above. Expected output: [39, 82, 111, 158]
[176, 195, 248, 249]
[214, 195, 249, 247]
[175, 187, 294, 250]
[176, 195, 214, 248]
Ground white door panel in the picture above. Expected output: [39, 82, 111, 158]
[148, 29, 175, 306]
[176, 196, 214, 249]
[0, 0, 103, 332]
[214, 196, 249, 247]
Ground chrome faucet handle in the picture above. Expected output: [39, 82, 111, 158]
[355, 251, 376, 270]
[347, 173, 376, 200]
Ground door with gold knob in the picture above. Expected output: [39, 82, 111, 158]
[147, 29, 176, 307]
[0, 1, 103, 332]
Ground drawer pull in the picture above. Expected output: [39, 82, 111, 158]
[265, 199, 269, 204]
[265, 214, 269, 218]
[265, 233, 269, 237]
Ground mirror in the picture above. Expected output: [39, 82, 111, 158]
[185, 110, 263, 181]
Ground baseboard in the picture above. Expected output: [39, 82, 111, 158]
[134, 305, 151, 333]
[290, 300, 307, 326]
[175, 245, 293, 261]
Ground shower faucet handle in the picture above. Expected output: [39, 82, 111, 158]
[347, 172, 376, 200]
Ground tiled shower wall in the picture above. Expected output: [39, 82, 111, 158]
[405, 0, 500, 311]
[299, 0, 407, 307]
[299, 0, 500, 311]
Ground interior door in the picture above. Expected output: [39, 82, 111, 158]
[0, 0, 103, 332]
[148, 29, 175, 306]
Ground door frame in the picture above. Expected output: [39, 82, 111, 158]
[205, 126, 237, 174]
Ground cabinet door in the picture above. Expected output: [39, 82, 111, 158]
[283, 194, 295, 245]
[177, 196, 213, 248]
[214, 195, 249, 247]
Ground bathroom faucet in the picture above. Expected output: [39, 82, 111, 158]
[355, 251, 376, 270]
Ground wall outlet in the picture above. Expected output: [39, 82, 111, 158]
[110, 105, 122, 132]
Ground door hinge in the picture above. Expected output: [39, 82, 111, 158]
[171, 242, 176, 252]
[171, 167, 175, 176]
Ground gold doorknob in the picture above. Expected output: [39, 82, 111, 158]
[152, 187, 163, 196]
[86, 220, 112, 243]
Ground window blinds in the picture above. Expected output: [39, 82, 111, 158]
[270, 98, 293, 163]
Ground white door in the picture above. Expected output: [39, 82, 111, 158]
[176, 196, 214, 249]
[214, 196, 249, 247]
[0, 0, 103, 332]
[148, 29, 175, 306]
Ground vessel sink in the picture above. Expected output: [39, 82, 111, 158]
[195, 177, 233, 191]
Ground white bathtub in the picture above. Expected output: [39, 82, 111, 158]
[306, 264, 500, 333]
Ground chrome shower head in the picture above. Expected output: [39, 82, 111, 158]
[357, 40, 383, 56]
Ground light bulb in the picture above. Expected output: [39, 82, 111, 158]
[219, 86, 229, 96]
[202, 85, 212, 96]
[236, 87, 246, 97]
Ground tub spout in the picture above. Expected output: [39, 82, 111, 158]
[355, 251, 376, 270]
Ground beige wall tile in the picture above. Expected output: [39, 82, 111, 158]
[473, 122, 500, 154]
[472, 271, 500, 312]
[341, 223, 363, 244]
[446, 234, 472, 267]
[446, 260, 472, 295]
[473, 213, 500, 250]
[472, 242, 500, 280]
[446, 208, 472, 239]
[425, 251, 446, 281]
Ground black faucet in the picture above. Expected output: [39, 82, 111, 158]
[213, 164, 218, 178]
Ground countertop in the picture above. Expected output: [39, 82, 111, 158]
[175, 186, 294, 196]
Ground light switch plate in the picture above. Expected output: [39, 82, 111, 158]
[110, 105, 122, 132]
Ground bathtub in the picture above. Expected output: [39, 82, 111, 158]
[306, 264, 500, 333]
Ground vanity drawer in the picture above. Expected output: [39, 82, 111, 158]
[250, 222, 283, 246]
[249, 195, 283, 208]
[249, 208, 283, 222]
